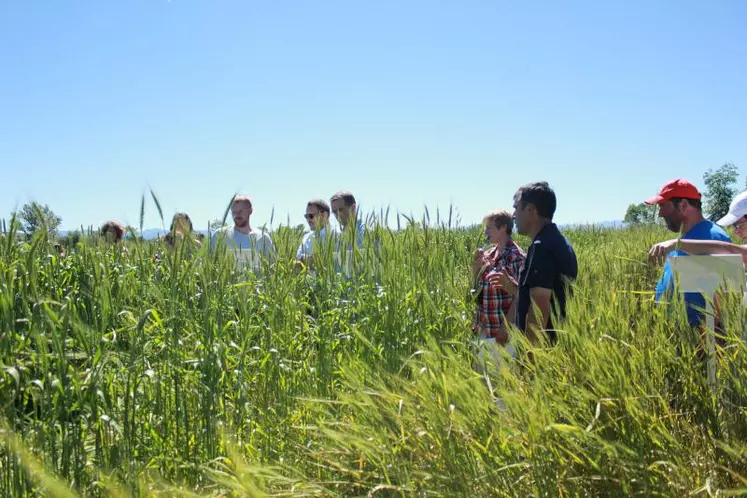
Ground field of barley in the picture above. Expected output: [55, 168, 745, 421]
[1, 217, 747, 497]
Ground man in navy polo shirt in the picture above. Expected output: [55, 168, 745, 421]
[645, 179, 731, 327]
[491, 181, 577, 345]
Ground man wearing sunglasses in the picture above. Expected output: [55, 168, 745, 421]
[296, 199, 337, 266]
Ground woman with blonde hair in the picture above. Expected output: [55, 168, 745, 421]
[471, 210, 526, 367]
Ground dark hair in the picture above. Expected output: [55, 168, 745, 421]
[669, 197, 702, 211]
[170, 212, 193, 233]
[306, 199, 331, 214]
[100, 220, 125, 241]
[330, 190, 356, 207]
[513, 182, 557, 220]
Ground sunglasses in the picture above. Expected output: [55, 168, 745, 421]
[304, 213, 316, 220]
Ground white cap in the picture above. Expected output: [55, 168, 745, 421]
[717, 190, 747, 226]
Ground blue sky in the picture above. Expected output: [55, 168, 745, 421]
[1, 0, 746, 231]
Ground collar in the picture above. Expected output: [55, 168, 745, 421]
[683, 219, 710, 237]
[532, 222, 557, 242]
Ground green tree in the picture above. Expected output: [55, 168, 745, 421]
[623, 203, 658, 225]
[14, 202, 62, 237]
[209, 219, 225, 232]
[62, 230, 82, 246]
[703, 162, 738, 221]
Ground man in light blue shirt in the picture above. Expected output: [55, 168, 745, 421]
[330, 190, 364, 250]
[645, 179, 731, 326]
[210, 195, 276, 272]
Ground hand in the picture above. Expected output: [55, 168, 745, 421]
[294, 254, 313, 271]
[648, 239, 677, 263]
[488, 270, 518, 296]
[473, 248, 489, 274]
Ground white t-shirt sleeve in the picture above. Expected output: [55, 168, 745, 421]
[210, 227, 229, 250]
[261, 232, 276, 261]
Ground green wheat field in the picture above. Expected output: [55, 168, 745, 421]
[1, 214, 747, 497]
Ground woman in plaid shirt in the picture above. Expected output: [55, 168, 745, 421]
[472, 210, 526, 349]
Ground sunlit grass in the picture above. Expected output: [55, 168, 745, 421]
[1, 215, 746, 496]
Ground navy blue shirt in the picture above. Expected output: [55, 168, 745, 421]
[516, 223, 578, 342]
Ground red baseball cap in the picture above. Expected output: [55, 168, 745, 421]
[645, 179, 701, 205]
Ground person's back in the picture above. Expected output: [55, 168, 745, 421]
[516, 222, 578, 341]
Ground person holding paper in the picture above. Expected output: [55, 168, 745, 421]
[644, 179, 731, 327]
[649, 190, 747, 264]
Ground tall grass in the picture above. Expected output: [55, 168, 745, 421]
[0, 217, 746, 496]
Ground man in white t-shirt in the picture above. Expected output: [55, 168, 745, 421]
[210, 195, 276, 271]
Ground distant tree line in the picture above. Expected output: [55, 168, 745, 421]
[3, 162, 744, 238]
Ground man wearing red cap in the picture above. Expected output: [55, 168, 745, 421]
[648, 189, 747, 262]
[645, 179, 731, 326]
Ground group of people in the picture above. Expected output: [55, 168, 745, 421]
[647, 179, 747, 325]
[99, 212, 204, 256]
[207, 190, 366, 273]
[470, 182, 578, 364]
[94, 177, 747, 366]
[98, 190, 366, 271]
[95, 182, 583, 358]
[471, 177, 747, 367]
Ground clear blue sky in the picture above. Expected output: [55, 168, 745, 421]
[2, 0, 746, 231]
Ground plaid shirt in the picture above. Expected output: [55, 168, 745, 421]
[473, 239, 526, 344]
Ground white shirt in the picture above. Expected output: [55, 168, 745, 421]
[211, 225, 276, 271]
[296, 225, 338, 260]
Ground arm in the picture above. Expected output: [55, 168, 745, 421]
[649, 239, 747, 263]
[505, 297, 517, 328]
[503, 250, 525, 336]
[515, 242, 556, 343]
[487, 269, 518, 326]
[472, 249, 490, 283]
[263, 233, 277, 264]
[525, 287, 552, 345]
[209, 230, 221, 251]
